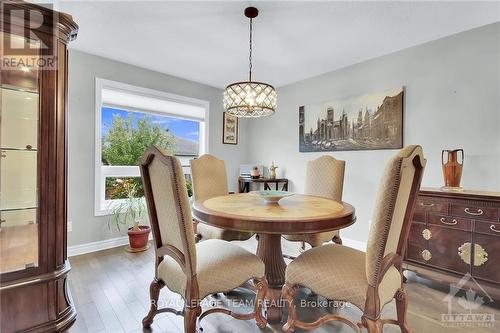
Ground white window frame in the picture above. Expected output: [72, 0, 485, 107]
[94, 78, 209, 216]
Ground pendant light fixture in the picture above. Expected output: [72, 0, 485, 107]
[223, 7, 277, 118]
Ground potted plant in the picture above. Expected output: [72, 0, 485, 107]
[108, 178, 150, 252]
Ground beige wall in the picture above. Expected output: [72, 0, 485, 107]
[246, 23, 500, 245]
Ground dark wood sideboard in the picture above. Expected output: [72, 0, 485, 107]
[404, 187, 500, 299]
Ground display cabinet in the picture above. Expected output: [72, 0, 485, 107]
[0, 2, 78, 332]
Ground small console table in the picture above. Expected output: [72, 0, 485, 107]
[238, 177, 289, 193]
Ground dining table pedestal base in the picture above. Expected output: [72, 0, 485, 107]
[256, 233, 287, 324]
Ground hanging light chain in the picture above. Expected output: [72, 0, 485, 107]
[249, 17, 253, 82]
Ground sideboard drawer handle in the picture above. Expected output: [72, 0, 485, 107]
[464, 208, 483, 216]
[490, 225, 500, 233]
[440, 217, 458, 226]
[420, 202, 435, 207]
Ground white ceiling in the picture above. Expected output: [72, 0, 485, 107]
[58, 1, 500, 88]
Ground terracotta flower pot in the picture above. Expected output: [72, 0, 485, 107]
[126, 225, 151, 252]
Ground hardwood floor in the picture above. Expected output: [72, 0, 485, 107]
[68, 237, 499, 333]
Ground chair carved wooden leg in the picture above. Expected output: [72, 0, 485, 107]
[396, 288, 412, 333]
[142, 279, 165, 328]
[361, 316, 383, 333]
[282, 283, 298, 333]
[332, 235, 342, 244]
[254, 277, 268, 329]
[198, 277, 269, 329]
[184, 305, 198, 333]
[283, 283, 361, 333]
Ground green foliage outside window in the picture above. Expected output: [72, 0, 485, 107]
[102, 113, 176, 166]
[102, 113, 193, 200]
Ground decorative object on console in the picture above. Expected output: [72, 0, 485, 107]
[222, 112, 238, 144]
[441, 149, 464, 191]
[223, 7, 277, 118]
[299, 88, 404, 152]
[250, 166, 261, 179]
[404, 187, 500, 300]
[240, 164, 265, 178]
[269, 161, 278, 179]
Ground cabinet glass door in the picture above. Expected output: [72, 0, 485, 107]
[0, 33, 40, 274]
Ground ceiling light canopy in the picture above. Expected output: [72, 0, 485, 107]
[223, 7, 277, 118]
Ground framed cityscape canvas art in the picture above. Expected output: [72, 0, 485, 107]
[299, 88, 404, 152]
[222, 112, 238, 145]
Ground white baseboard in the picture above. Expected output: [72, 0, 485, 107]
[68, 235, 129, 257]
[68, 234, 367, 257]
[341, 237, 367, 252]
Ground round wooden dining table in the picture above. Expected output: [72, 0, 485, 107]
[192, 193, 356, 323]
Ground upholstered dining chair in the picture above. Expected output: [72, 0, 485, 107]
[284, 155, 345, 250]
[140, 147, 268, 333]
[190, 154, 254, 242]
[282, 145, 426, 333]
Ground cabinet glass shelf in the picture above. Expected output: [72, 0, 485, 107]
[1, 147, 37, 151]
[0, 43, 40, 274]
[1, 84, 39, 95]
[1, 207, 38, 212]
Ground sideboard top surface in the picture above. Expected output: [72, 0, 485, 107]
[420, 187, 500, 200]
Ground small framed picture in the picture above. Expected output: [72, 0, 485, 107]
[223, 112, 238, 145]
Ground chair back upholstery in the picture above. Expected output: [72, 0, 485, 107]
[140, 146, 197, 277]
[365, 145, 425, 286]
[305, 155, 345, 201]
[190, 154, 229, 202]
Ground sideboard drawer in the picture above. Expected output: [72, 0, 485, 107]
[474, 221, 500, 237]
[416, 198, 449, 214]
[428, 214, 471, 231]
[451, 203, 499, 221]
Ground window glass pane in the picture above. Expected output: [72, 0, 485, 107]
[105, 177, 144, 200]
[101, 107, 200, 167]
[105, 176, 192, 200]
